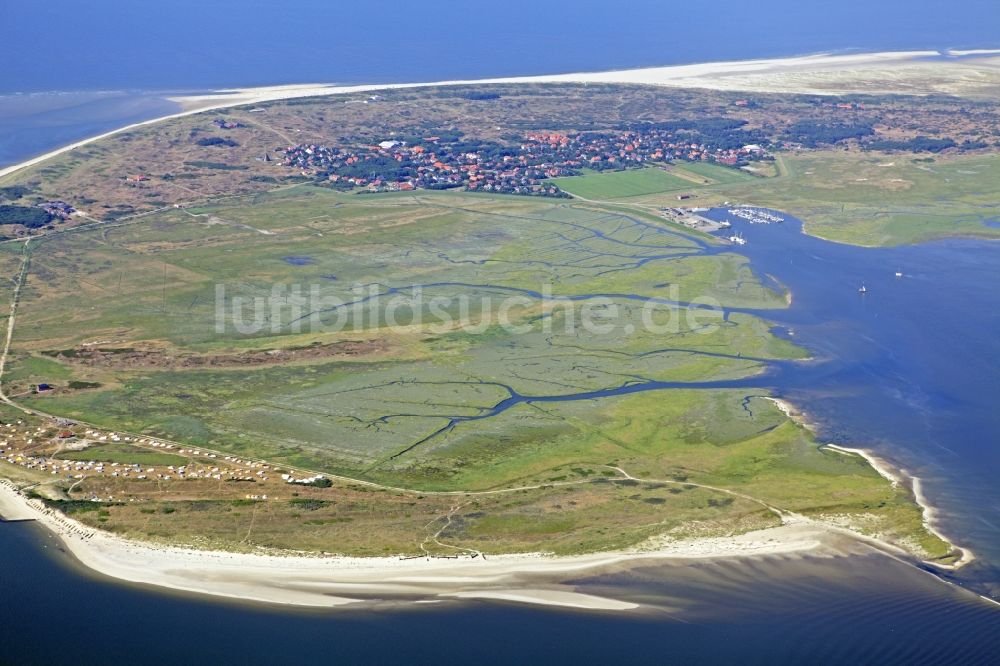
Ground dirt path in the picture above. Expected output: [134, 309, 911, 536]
[0, 238, 32, 407]
[230, 114, 298, 146]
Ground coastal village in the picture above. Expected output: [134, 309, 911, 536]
[281, 125, 770, 196]
[4, 81, 996, 240]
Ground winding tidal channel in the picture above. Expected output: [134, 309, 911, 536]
[2, 207, 999, 664]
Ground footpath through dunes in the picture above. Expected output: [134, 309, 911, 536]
[0, 187, 955, 565]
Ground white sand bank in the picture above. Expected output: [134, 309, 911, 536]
[5, 49, 998, 183]
[0, 479, 848, 611]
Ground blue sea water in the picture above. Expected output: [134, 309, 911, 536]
[1, 2, 1000, 661]
[2, 0, 999, 168]
[2, 520, 999, 666]
[5, 0, 1000, 93]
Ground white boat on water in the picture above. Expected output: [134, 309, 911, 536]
[726, 207, 785, 224]
[728, 232, 747, 245]
[895, 270, 903, 278]
[858, 283, 868, 294]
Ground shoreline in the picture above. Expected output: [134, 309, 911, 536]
[0, 453, 971, 612]
[1, 48, 989, 182]
[0, 477, 817, 610]
[0, 47, 984, 611]
[0, 476, 935, 612]
[824, 444, 975, 569]
[765, 397, 974, 569]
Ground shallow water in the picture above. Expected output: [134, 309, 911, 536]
[702, 211, 1000, 598]
[0, 91, 181, 169]
[2, 206, 999, 662]
[1, 520, 997, 665]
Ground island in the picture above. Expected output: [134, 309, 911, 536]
[3, 51, 997, 608]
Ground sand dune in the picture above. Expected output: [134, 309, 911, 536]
[0, 47, 985, 611]
[5, 49, 1000, 183]
[0, 479, 929, 611]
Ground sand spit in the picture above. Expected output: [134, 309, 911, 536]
[763, 397, 973, 569]
[825, 444, 974, 569]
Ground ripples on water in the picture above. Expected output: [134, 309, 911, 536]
[702, 211, 1000, 599]
[1, 522, 997, 665]
[1, 191, 998, 660]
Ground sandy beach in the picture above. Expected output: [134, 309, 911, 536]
[4, 48, 1000, 183]
[0, 475, 959, 611]
[0, 47, 984, 612]
[824, 444, 975, 570]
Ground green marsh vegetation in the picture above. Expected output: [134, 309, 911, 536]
[616, 152, 1000, 246]
[0, 187, 953, 559]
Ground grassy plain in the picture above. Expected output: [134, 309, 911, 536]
[623, 152, 1000, 246]
[43, 389, 947, 559]
[6, 189, 786, 470]
[552, 163, 756, 200]
[0, 186, 953, 560]
[552, 167, 696, 199]
[672, 161, 759, 185]
[57, 443, 189, 466]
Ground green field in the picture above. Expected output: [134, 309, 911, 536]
[0, 186, 951, 558]
[58, 443, 189, 466]
[552, 167, 702, 199]
[674, 161, 758, 184]
[553, 163, 757, 200]
[623, 152, 1000, 246]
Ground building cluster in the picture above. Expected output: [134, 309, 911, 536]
[212, 118, 243, 129]
[0, 420, 272, 502]
[279, 127, 769, 196]
[519, 130, 766, 169]
[282, 138, 564, 197]
[37, 200, 75, 220]
[281, 473, 327, 485]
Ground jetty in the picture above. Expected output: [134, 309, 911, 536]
[726, 207, 785, 224]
